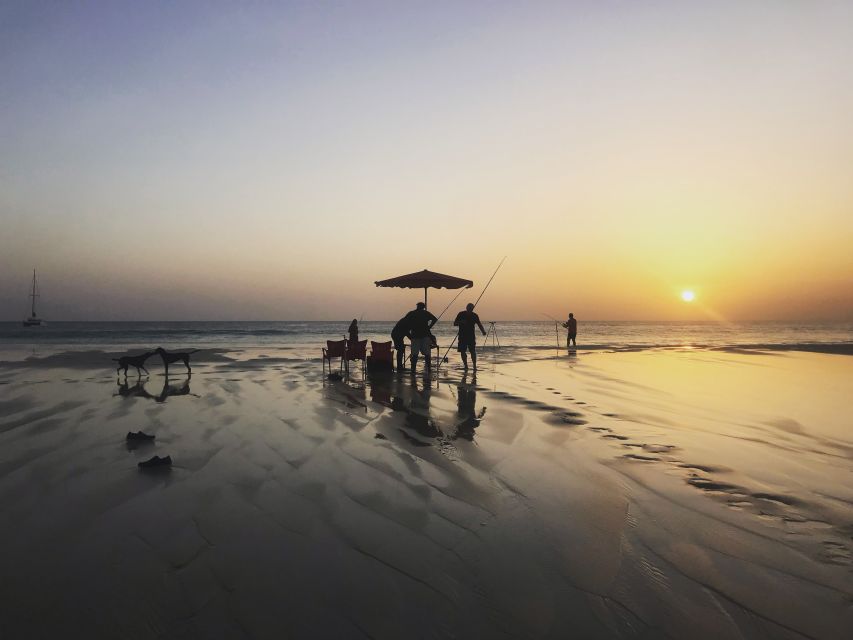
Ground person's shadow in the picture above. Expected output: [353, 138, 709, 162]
[115, 374, 195, 403]
[369, 368, 482, 446]
[368, 370, 441, 441]
[455, 372, 485, 441]
[404, 376, 441, 439]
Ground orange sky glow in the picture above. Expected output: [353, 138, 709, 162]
[1, 2, 851, 321]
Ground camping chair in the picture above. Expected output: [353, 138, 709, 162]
[323, 339, 347, 374]
[344, 339, 368, 374]
[367, 341, 394, 371]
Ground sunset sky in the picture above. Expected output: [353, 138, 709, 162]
[2, 1, 851, 321]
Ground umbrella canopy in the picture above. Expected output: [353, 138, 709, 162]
[375, 269, 473, 309]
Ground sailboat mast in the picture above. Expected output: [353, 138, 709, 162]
[30, 269, 38, 317]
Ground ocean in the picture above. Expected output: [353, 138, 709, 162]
[1, 320, 851, 358]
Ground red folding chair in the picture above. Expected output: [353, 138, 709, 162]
[323, 339, 347, 374]
[367, 341, 394, 370]
[344, 339, 368, 373]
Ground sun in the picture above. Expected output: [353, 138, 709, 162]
[681, 290, 695, 302]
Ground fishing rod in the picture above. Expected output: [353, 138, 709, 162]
[434, 287, 468, 323]
[436, 256, 507, 370]
[541, 312, 561, 349]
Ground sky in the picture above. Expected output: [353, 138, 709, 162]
[1, 1, 852, 321]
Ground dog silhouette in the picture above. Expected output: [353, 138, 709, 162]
[112, 351, 153, 377]
[155, 347, 199, 376]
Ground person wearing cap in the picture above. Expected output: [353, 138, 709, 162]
[403, 302, 437, 373]
[453, 303, 486, 371]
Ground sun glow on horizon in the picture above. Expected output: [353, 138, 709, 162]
[681, 290, 696, 302]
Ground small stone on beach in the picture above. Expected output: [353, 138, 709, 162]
[138, 455, 172, 469]
[126, 431, 155, 441]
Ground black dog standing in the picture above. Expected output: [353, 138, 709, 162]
[155, 347, 198, 377]
[113, 351, 154, 377]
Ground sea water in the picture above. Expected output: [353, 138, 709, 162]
[1, 321, 850, 359]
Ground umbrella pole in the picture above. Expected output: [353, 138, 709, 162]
[424, 288, 427, 309]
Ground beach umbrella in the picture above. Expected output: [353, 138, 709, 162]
[374, 269, 473, 309]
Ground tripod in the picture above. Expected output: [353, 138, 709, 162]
[483, 322, 500, 349]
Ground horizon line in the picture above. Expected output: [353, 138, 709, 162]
[2, 319, 852, 325]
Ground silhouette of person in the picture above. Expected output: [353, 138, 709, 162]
[348, 319, 359, 344]
[455, 372, 481, 440]
[453, 303, 486, 371]
[391, 315, 410, 370]
[562, 313, 577, 348]
[404, 302, 437, 373]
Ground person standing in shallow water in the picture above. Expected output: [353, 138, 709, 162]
[404, 302, 437, 373]
[562, 313, 577, 348]
[453, 303, 486, 371]
[348, 319, 359, 344]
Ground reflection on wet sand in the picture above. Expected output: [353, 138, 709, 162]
[454, 373, 485, 441]
[114, 374, 195, 403]
[336, 368, 488, 446]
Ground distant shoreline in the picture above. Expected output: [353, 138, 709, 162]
[1, 342, 852, 371]
[2, 319, 852, 324]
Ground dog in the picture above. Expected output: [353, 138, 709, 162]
[113, 351, 154, 377]
[155, 347, 199, 376]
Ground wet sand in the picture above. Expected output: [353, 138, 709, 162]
[0, 348, 850, 639]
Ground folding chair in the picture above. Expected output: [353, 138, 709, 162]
[323, 339, 347, 374]
[367, 340, 394, 371]
[344, 339, 368, 374]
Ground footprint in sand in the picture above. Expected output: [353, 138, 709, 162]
[547, 411, 586, 426]
[687, 477, 745, 494]
[622, 453, 660, 462]
[642, 444, 679, 454]
[678, 463, 728, 473]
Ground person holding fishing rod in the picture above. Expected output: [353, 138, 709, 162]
[391, 285, 471, 373]
[453, 303, 487, 371]
[562, 312, 577, 348]
[437, 256, 506, 372]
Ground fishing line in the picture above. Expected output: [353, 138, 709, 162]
[542, 313, 560, 349]
[434, 287, 468, 323]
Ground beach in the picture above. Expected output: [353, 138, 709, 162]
[0, 337, 850, 639]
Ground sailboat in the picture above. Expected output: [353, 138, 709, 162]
[22, 269, 45, 327]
